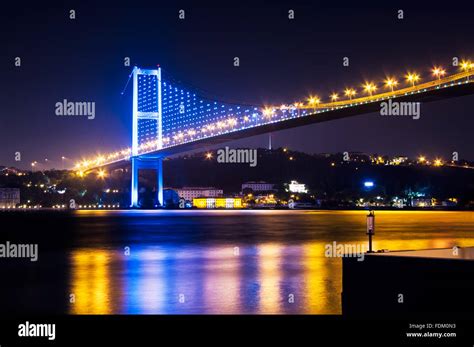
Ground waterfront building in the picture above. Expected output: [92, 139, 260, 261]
[412, 198, 433, 207]
[175, 187, 223, 201]
[287, 180, 308, 193]
[193, 197, 242, 209]
[241, 181, 275, 193]
[0, 188, 20, 208]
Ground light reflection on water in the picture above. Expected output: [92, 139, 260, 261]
[69, 210, 474, 314]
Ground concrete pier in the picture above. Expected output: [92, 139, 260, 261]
[342, 247, 474, 317]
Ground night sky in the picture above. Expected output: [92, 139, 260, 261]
[2, 0, 474, 169]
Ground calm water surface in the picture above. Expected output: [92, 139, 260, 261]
[67, 210, 473, 314]
[1, 210, 473, 314]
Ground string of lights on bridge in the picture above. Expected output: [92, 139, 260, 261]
[73, 59, 474, 175]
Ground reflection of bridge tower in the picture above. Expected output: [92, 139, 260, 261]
[130, 66, 163, 207]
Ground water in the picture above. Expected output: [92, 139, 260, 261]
[0, 210, 473, 314]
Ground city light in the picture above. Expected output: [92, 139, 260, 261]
[460, 60, 473, 71]
[384, 77, 398, 92]
[418, 156, 426, 163]
[330, 93, 339, 102]
[362, 82, 377, 96]
[307, 96, 320, 105]
[405, 72, 420, 86]
[432, 66, 446, 80]
[460, 60, 473, 81]
[461, 60, 470, 71]
[307, 96, 321, 110]
[433, 158, 443, 167]
[97, 170, 106, 179]
[262, 107, 273, 118]
[344, 88, 357, 100]
[205, 152, 213, 159]
[364, 181, 374, 188]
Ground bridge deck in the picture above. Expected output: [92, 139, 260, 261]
[82, 72, 474, 171]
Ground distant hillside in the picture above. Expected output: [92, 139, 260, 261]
[163, 148, 474, 204]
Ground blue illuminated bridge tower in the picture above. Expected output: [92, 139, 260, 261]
[130, 67, 162, 208]
[129, 66, 265, 207]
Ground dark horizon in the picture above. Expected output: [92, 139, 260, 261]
[2, 1, 474, 169]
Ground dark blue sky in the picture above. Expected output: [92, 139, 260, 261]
[2, 0, 474, 169]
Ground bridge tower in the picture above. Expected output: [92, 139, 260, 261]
[130, 66, 163, 208]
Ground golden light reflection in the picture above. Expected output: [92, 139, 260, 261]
[303, 242, 335, 314]
[257, 243, 283, 313]
[70, 249, 112, 314]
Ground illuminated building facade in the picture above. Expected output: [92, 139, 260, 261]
[288, 180, 308, 193]
[412, 198, 434, 207]
[193, 198, 242, 209]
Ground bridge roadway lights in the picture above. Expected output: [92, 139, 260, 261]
[130, 156, 164, 208]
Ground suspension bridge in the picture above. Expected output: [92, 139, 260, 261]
[73, 61, 474, 207]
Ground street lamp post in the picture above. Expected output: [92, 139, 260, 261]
[344, 88, 356, 100]
[363, 82, 377, 97]
[366, 210, 375, 253]
[384, 78, 398, 92]
[432, 66, 446, 80]
[307, 96, 320, 113]
[406, 73, 420, 87]
[460, 60, 473, 81]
